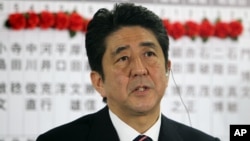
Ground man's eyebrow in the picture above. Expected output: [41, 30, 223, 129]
[139, 41, 157, 49]
[111, 42, 156, 56]
[111, 45, 130, 56]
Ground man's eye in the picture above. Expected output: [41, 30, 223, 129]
[117, 56, 129, 62]
[145, 51, 156, 57]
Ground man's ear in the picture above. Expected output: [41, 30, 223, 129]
[90, 71, 106, 98]
[166, 60, 171, 75]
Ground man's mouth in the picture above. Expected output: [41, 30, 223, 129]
[134, 86, 149, 92]
[128, 77, 154, 94]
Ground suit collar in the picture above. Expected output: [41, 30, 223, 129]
[158, 114, 183, 141]
[87, 106, 120, 141]
[87, 106, 184, 141]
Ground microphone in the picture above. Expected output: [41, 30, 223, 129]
[169, 69, 192, 127]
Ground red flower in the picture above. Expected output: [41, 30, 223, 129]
[82, 18, 90, 32]
[214, 21, 230, 39]
[26, 11, 39, 29]
[199, 19, 215, 41]
[162, 19, 172, 34]
[169, 22, 185, 40]
[55, 11, 69, 30]
[4, 10, 245, 40]
[39, 11, 55, 29]
[228, 20, 243, 38]
[185, 21, 200, 39]
[69, 12, 83, 31]
[8, 12, 26, 30]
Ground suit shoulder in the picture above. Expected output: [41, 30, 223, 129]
[162, 116, 220, 141]
[36, 110, 102, 141]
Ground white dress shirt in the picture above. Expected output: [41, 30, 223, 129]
[109, 109, 161, 141]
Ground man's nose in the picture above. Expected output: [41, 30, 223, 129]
[130, 57, 148, 77]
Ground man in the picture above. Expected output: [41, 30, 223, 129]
[36, 3, 220, 141]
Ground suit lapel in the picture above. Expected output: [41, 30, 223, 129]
[87, 106, 120, 141]
[158, 114, 183, 141]
[87, 107, 184, 141]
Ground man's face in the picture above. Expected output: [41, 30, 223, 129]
[92, 26, 170, 117]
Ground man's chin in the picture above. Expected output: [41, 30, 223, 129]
[131, 105, 157, 115]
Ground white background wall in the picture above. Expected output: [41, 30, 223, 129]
[0, 0, 250, 141]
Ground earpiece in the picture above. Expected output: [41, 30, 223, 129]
[170, 68, 192, 127]
[166, 72, 169, 77]
[166, 67, 170, 77]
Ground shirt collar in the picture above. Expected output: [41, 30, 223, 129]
[109, 109, 161, 141]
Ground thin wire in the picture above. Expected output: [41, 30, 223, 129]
[170, 69, 192, 127]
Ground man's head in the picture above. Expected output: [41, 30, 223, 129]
[86, 3, 169, 80]
[85, 3, 170, 116]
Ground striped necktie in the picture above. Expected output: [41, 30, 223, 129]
[133, 135, 153, 141]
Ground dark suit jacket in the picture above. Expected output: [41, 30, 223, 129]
[36, 106, 220, 141]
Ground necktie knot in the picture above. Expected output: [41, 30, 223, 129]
[133, 135, 153, 141]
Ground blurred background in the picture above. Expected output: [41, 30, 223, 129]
[0, 0, 250, 141]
